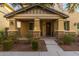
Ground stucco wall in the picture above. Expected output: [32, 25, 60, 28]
[64, 12, 79, 34]
[0, 7, 10, 31]
[0, 13, 9, 31]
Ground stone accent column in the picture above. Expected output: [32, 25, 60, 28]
[8, 19, 18, 36]
[57, 19, 65, 39]
[33, 17, 40, 39]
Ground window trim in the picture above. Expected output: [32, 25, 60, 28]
[64, 21, 70, 31]
[29, 22, 34, 30]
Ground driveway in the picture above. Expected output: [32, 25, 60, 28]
[0, 37, 79, 56]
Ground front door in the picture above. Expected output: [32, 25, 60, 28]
[46, 22, 51, 36]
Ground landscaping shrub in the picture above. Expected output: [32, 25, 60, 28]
[0, 31, 5, 44]
[8, 35, 16, 43]
[63, 34, 75, 45]
[3, 39, 13, 51]
[3, 35, 14, 51]
[32, 39, 38, 51]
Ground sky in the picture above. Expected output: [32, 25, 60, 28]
[63, 3, 79, 12]
[0, 3, 79, 12]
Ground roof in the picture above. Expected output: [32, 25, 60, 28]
[4, 4, 69, 19]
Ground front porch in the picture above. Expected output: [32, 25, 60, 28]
[5, 4, 68, 39]
[17, 19, 58, 38]
[8, 18, 65, 39]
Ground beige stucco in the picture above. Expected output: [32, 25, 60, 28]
[65, 12, 79, 34]
[0, 7, 9, 31]
[8, 18, 17, 31]
[58, 19, 64, 31]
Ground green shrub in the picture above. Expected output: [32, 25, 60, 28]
[63, 34, 75, 45]
[3, 35, 14, 51]
[32, 39, 38, 51]
[8, 35, 16, 43]
[3, 39, 13, 51]
[0, 31, 5, 44]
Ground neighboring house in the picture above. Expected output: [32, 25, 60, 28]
[0, 3, 22, 31]
[0, 5, 10, 31]
[1, 4, 79, 38]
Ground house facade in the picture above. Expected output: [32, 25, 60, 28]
[1, 4, 79, 39]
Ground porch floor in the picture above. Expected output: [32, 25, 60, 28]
[0, 37, 79, 56]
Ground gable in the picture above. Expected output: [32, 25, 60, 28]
[4, 4, 69, 19]
[20, 6, 54, 14]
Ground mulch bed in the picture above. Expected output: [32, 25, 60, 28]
[58, 42, 79, 51]
[0, 40, 47, 51]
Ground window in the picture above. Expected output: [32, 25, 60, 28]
[29, 23, 34, 30]
[64, 21, 70, 30]
[77, 23, 79, 29]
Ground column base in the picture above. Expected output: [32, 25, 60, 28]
[33, 31, 40, 39]
[56, 31, 65, 39]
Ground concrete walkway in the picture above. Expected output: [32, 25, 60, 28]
[0, 37, 79, 56]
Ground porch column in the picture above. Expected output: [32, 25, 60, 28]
[8, 19, 17, 36]
[57, 19, 65, 39]
[33, 17, 40, 39]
